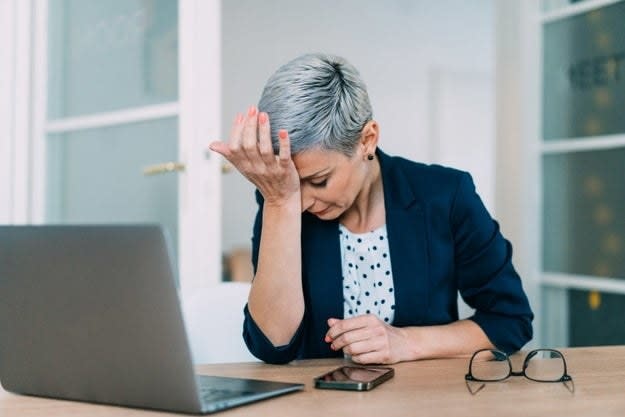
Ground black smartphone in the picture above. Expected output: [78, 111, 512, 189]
[313, 366, 394, 391]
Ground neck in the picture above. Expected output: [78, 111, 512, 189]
[340, 161, 385, 233]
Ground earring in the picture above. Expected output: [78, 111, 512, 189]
[367, 154, 374, 161]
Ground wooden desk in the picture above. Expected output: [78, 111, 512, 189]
[2, 346, 625, 416]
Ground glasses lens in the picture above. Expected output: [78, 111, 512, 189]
[470, 350, 510, 381]
[525, 350, 566, 381]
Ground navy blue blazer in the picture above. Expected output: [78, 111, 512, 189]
[243, 149, 533, 364]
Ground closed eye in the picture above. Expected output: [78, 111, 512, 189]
[310, 179, 328, 188]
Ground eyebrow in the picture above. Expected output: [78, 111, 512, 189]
[299, 168, 331, 181]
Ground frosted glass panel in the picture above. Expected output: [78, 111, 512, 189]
[46, 118, 179, 255]
[542, 147, 625, 279]
[543, 286, 625, 347]
[568, 289, 625, 346]
[542, 1, 625, 139]
[48, 0, 178, 118]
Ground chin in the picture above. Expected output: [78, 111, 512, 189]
[311, 207, 343, 220]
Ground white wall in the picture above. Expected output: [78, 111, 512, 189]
[220, 0, 495, 252]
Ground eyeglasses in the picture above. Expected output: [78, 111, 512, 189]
[465, 348, 574, 395]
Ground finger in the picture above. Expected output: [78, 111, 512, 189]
[327, 318, 340, 327]
[341, 339, 378, 357]
[326, 316, 372, 340]
[208, 141, 232, 159]
[277, 129, 292, 164]
[228, 113, 245, 150]
[324, 317, 341, 342]
[330, 327, 374, 351]
[326, 318, 349, 341]
[241, 106, 259, 156]
[257, 112, 275, 165]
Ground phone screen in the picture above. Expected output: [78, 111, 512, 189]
[314, 366, 394, 391]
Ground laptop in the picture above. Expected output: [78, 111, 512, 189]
[0, 225, 304, 414]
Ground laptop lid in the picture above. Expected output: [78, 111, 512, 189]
[0, 225, 303, 414]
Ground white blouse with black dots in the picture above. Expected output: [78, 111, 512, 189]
[339, 223, 395, 324]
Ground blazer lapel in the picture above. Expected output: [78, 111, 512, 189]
[378, 150, 430, 326]
[301, 215, 343, 356]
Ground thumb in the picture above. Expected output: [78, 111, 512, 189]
[327, 317, 340, 327]
[208, 141, 230, 157]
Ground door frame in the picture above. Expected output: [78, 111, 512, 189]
[0, 0, 33, 224]
[177, 0, 222, 293]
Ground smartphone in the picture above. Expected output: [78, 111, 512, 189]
[314, 366, 394, 391]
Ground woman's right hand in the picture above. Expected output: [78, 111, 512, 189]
[209, 106, 301, 207]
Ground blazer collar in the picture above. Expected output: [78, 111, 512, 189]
[377, 148, 417, 210]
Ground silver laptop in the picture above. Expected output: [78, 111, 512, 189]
[0, 225, 303, 414]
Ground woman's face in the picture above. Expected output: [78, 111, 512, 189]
[293, 147, 371, 220]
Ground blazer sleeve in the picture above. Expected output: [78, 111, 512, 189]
[241, 190, 306, 364]
[452, 173, 534, 353]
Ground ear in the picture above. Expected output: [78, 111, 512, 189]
[358, 120, 379, 157]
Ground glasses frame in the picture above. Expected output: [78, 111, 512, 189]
[465, 348, 574, 394]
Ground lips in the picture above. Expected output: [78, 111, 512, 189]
[312, 207, 331, 216]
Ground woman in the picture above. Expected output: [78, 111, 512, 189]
[209, 53, 533, 365]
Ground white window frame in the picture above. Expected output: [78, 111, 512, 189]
[0, 0, 15, 223]
[0, 0, 34, 224]
[495, 0, 542, 348]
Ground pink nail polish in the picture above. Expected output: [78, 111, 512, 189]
[278, 129, 288, 140]
[248, 106, 257, 116]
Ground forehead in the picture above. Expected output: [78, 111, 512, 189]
[292, 148, 351, 178]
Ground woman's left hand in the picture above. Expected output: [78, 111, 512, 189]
[324, 315, 415, 364]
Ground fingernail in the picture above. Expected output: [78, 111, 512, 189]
[278, 129, 288, 140]
[324, 335, 332, 343]
[248, 106, 257, 117]
[259, 112, 268, 124]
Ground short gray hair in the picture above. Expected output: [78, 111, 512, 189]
[258, 53, 373, 156]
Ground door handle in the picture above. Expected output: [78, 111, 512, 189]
[143, 161, 234, 175]
[143, 162, 186, 176]
[203, 150, 233, 174]
[221, 162, 234, 174]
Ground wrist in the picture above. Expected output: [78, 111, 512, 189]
[262, 193, 302, 221]
[263, 191, 301, 211]
[398, 326, 429, 361]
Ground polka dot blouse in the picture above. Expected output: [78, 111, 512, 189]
[339, 223, 395, 324]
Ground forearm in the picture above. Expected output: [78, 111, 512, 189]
[247, 195, 304, 346]
[399, 319, 494, 361]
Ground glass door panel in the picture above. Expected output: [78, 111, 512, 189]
[542, 147, 625, 279]
[46, 118, 179, 258]
[45, 0, 181, 272]
[48, 0, 178, 118]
